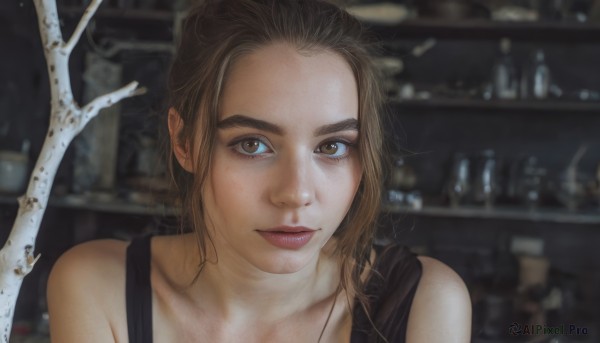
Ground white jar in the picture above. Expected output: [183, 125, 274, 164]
[0, 150, 29, 194]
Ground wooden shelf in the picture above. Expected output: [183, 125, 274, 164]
[0, 194, 178, 217]
[370, 19, 600, 42]
[384, 203, 600, 225]
[3, 193, 598, 224]
[59, 7, 174, 22]
[58, 6, 177, 41]
[389, 98, 600, 113]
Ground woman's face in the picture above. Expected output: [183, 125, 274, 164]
[202, 43, 361, 275]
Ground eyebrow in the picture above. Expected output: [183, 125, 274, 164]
[217, 114, 359, 136]
[217, 115, 283, 135]
[315, 118, 359, 136]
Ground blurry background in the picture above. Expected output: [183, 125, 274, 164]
[1, 0, 600, 342]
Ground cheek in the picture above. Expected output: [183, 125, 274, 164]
[345, 160, 363, 210]
[207, 155, 263, 210]
[209, 165, 239, 206]
[323, 160, 362, 207]
[345, 157, 362, 193]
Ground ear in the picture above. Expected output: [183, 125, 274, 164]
[168, 108, 194, 173]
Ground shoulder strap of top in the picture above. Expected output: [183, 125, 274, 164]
[351, 244, 422, 343]
[126, 235, 154, 343]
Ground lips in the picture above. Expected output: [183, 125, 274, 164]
[257, 226, 317, 250]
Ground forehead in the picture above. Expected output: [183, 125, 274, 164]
[219, 43, 358, 125]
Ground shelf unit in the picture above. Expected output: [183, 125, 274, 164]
[389, 98, 600, 113]
[3, 194, 598, 225]
[0, 194, 178, 217]
[58, 6, 178, 42]
[370, 19, 600, 41]
[58, 6, 174, 22]
[384, 203, 600, 225]
[375, 17, 600, 225]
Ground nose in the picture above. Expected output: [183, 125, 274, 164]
[269, 153, 315, 209]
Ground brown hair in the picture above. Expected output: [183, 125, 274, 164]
[167, 0, 386, 337]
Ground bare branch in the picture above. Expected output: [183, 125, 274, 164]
[0, 2, 143, 341]
[80, 81, 142, 122]
[64, 0, 103, 53]
[33, 0, 63, 48]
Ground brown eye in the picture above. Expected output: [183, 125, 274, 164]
[233, 138, 270, 156]
[241, 140, 261, 153]
[320, 142, 339, 155]
[316, 141, 350, 158]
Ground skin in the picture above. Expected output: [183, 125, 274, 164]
[47, 43, 471, 342]
[195, 42, 363, 277]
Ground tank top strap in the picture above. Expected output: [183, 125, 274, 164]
[126, 235, 154, 343]
[351, 243, 422, 343]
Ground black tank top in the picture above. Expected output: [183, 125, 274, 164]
[126, 235, 422, 343]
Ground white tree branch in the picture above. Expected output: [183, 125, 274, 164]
[64, 0, 102, 54]
[34, 0, 72, 100]
[0, 0, 142, 341]
[80, 81, 142, 124]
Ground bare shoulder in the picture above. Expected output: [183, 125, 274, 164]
[47, 239, 129, 343]
[55, 238, 127, 265]
[406, 256, 472, 343]
[415, 256, 470, 298]
[49, 239, 128, 292]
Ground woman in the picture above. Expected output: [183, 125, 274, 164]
[47, 0, 471, 342]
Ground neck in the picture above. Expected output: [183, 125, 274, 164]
[183, 236, 341, 322]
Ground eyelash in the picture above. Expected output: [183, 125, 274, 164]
[227, 136, 356, 161]
[228, 135, 273, 159]
[316, 139, 356, 162]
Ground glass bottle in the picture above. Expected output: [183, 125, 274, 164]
[473, 150, 499, 208]
[492, 38, 518, 100]
[532, 49, 551, 99]
[447, 153, 470, 207]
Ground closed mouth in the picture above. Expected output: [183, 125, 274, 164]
[256, 228, 317, 249]
[258, 226, 317, 233]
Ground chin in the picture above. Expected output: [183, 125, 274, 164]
[252, 249, 319, 275]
